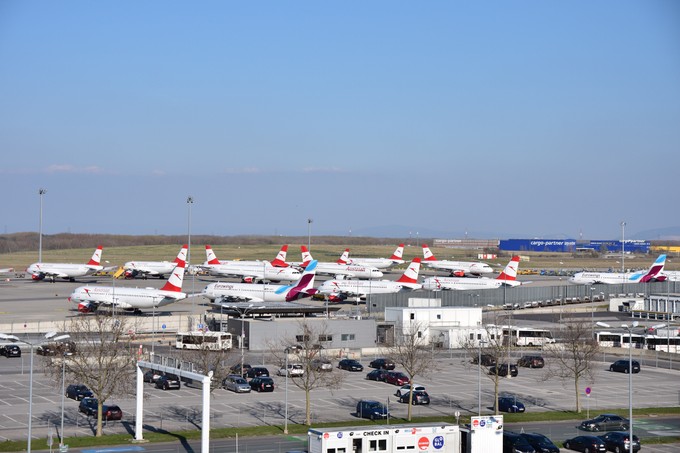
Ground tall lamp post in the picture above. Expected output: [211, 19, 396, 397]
[187, 196, 194, 305]
[231, 304, 264, 376]
[621, 221, 626, 276]
[477, 339, 487, 416]
[38, 188, 47, 263]
[307, 218, 313, 251]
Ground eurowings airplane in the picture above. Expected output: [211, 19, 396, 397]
[202, 260, 319, 303]
[201, 246, 300, 282]
[298, 246, 384, 279]
[123, 245, 187, 279]
[569, 254, 666, 285]
[69, 245, 188, 313]
[422, 256, 525, 290]
[421, 244, 493, 276]
[336, 244, 406, 269]
[26, 246, 104, 282]
[318, 258, 422, 301]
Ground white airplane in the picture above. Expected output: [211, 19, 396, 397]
[336, 244, 406, 269]
[202, 244, 290, 268]
[69, 245, 188, 313]
[26, 246, 104, 282]
[0, 267, 14, 274]
[123, 245, 188, 279]
[203, 260, 320, 303]
[201, 246, 300, 282]
[421, 244, 493, 276]
[422, 256, 525, 290]
[569, 254, 666, 285]
[659, 270, 680, 282]
[318, 258, 422, 302]
[298, 246, 384, 279]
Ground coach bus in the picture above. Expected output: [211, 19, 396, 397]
[175, 331, 233, 350]
[502, 326, 556, 347]
[595, 330, 680, 353]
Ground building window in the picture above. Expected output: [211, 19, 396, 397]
[341, 334, 355, 341]
[295, 334, 310, 343]
[410, 313, 415, 320]
[436, 314, 441, 320]
[319, 334, 332, 342]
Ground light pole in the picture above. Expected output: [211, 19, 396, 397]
[621, 321, 638, 448]
[307, 218, 313, 251]
[38, 188, 47, 263]
[59, 345, 71, 448]
[231, 304, 263, 377]
[0, 331, 70, 453]
[621, 221, 626, 276]
[187, 196, 194, 307]
[284, 349, 289, 434]
[477, 339, 487, 416]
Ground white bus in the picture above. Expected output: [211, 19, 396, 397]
[502, 326, 556, 347]
[175, 331, 233, 350]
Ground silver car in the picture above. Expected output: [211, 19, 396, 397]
[223, 375, 251, 393]
[278, 363, 304, 376]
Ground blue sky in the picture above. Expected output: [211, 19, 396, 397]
[1, 1, 679, 240]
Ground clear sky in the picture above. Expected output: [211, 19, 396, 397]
[1, 1, 679, 240]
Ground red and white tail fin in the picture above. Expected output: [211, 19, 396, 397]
[496, 256, 520, 282]
[422, 244, 438, 261]
[270, 245, 289, 267]
[390, 244, 405, 261]
[205, 245, 221, 265]
[86, 246, 103, 266]
[336, 248, 350, 265]
[396, 258, 421, 284]
[174, 245, 188, 265]
[161, 250, 186, 292]
[300, 246, 314, 267]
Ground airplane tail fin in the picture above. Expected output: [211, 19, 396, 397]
[336, 249, 350, 265]
[300, 246, 313, 268]
[205, 245, 221, 265]
[86, 246, 104, 266]
[285, 260, 318, 301]
[396, 258, 421, 286]
[161, 249, 186, 292]
[638, 254, 666, 283]
[422, 244, 437, 262]
[496, 256, 520, 282]
[270, 245, 289, 267]
[390, 244, 405, 261]
[174, 245, 188, 265]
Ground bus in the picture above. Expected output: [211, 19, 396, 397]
[175, 331, 233, 350]
[595, 330, 680, 354]
[502, 326, 556, 347]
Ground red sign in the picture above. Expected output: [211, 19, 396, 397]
[323, 432, 329, 439]
[418, 437, 430, 450]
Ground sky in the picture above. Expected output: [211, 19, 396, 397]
[1, 1, 679, 240]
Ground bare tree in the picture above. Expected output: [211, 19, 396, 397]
[386, 321, 435, 421]
[542, 318, 600, 413]
[172, 336, 234, 392]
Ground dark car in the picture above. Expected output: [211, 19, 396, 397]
[0, 344, 21, 358]
[598, 431, 641, 453]
[503, 431, 536, 453]
[249, 376, 275, 392]
[517, 355, 545, 368]
[563, 435, 607, 452]
[580, 414, 629, 432]
[230, 363, 253, 377]
[36, 341, 76, 356]
[398, 390, 430, 405]
[369, 358, 396, 370]
[155, 374, 181, 390]
[143, 369, 163, 383]
[520, 433, 560, 453]
[246, 367, 270, 378]
[609, 360, 640, 374]
[65, 384, 93, 401]
[472, 353, 496, 366]
[78, 397, 123, 420]
[356, 400, 389, 420]
[489, 364, 519, 377]
[385, 371, 409, 386]
[338, 359, 363, 371]
[366, 369, 389, 381]
[498, 396, 526, 413]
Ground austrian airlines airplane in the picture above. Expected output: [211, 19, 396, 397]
[336, 244, 406, 269]
[202, 260, 319, 303]
[26, 246, 104, 282]
[201, 246, 300, 282]
[69, 245, 188, 313]
[123, 245, 187, 279]
[421, 244, 493, 276]
[569, 254, 666, 285]
[203, 245, 290, 268]
[298, 246, 383, 279]
[319, 258, 422, 301]
[422, 256, 525, 290]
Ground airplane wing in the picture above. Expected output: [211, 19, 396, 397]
[213, 295, 264, 304]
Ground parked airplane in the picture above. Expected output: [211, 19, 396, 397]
[123, 245, 188, 279]
[201, 246, 300, 282]
[69, 246, 188, 313]
[569, 254, 666, 285]
[659, 270, 680, 282]
[336, 244, 406, 269]
[298, 246, 384, 279]
[203, 245, 290, 267]
[319, 258, 422, 301]
[26, 246, 104, 282]
[203, 260, 319, 303]
[421, 244, 493, 276]
[422, 256, 525, 290]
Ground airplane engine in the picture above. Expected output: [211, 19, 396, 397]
[77, 302, 96, 313]
[452, 270, 466, 277]
[124, 270, 138, 279]
[242, 276, 255, 283]
[31, 273, 45, 281]
[328, 294, 347, 303]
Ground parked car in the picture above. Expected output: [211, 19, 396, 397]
[598, 431, 641, 453]
[338, 359, 363, 372]
[230, 363, 252, 377]
[609, 360, 640, 374]
[223, 375, 251, 393]
[580, 414, 629, 432]
[385, 371, 409, 386]
[366, 369, 389, 381]
[278, 363, 304, 376]
[563, 435, 607, 452]
[503, 431, 536, 453]
[520, 433, 560, 453]
[143, 370, 163, 384]
[498, 396, 526, 413]
[36, 341, 76, 356]
[369, 358, 396, 370]
[66, 384, 93, 401]
[398, 390, 430, 405]
[246, 367, 270, 378]
[517, 355, 545, 368]
[0, 344, 21, 358]
[489, 364, 519, 377]
[249, 376, 275, 392]
[356, 400, 389, 420]
[156, 374, 181, 390]
[311, 358, 333, 372]
[396, 384, 425, 398]
[472, 353, 496, 366]
[78, 397, 123, 420]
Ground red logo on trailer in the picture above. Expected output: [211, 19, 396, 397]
[418, 437, 430, 450]
[323, 433, 329, 439]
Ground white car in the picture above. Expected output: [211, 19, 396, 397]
[277, 363, 304, 376]
[395, 384, 425, 398]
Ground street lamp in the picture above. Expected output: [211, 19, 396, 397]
[621, 321, 638, 448]
[187, 196, 194, 304]
[621, 221, 626, 276]
[0, 331, 70, 453]
[284, 348, 289, 434]
[38, 188, 47, 263]
[477, 339, 487, 416]
[231, 304, 263, 377]
[307, 218, 313, 251]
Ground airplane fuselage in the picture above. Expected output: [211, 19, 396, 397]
[346, 258, 404, 269]
[312, 263, 384, 279]
[27, 263, 102, 280]
[124, 261, 177, 277]
[70, 285, 187, 309]
[202, 282, 294, 303]
[202, 263, 301, 282]
[318, 279, 419, 298]
[423, 260, 493, 276]
[422, 276, 519, 291]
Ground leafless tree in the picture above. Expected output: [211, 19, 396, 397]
[171, 335, 234, 392]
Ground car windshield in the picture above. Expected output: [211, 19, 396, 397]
[235, 378, 247, 384]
